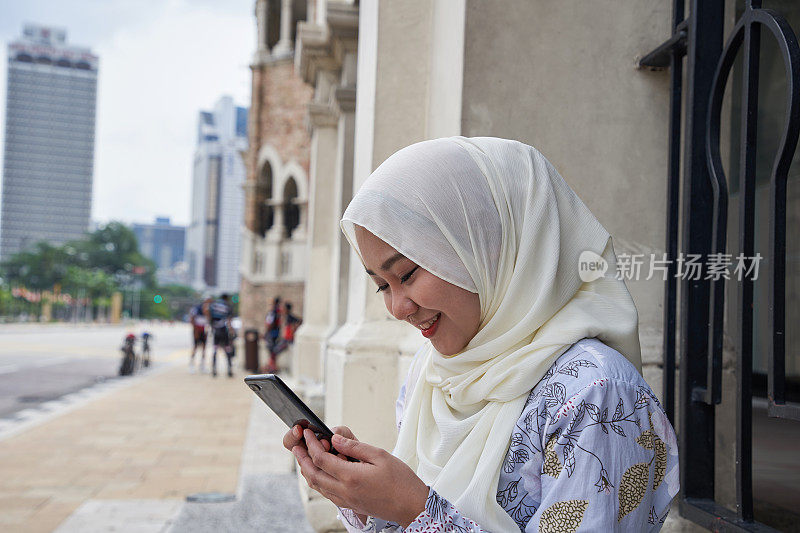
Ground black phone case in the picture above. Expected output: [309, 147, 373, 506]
[244, 374, 338, 450]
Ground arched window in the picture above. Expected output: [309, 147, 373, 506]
[283, 177, 300, 238]
[256, 162, 274, 237]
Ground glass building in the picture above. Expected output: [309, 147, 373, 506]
[0, 24, 99, 259]
[185, 96, 248, 294]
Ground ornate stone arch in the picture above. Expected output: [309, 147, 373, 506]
[278, 161, 308, 239]
[277, 160, 308, 201]
[255, 144, 283, 237]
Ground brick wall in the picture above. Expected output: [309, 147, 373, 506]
[240, 277, 305, 331]
[242, 56, 312, 330]
[245, 58, 313, 232]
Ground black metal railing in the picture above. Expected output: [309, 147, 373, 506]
[640, 0, 800, 530]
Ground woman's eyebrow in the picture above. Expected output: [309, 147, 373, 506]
[365, 252, 406, 276]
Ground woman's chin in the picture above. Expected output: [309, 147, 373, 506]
[432, 339, 465, 358]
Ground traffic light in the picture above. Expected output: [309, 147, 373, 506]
[153, 294, 163, 304]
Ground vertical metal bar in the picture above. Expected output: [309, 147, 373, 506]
[736, 12, 759, 523]
[678, 0, 724, 506]
[768, 130, 787, 410]
[663, 0, 685, 425]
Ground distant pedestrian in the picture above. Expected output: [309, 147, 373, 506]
[281, 302, 302, 345]
[268, 302, 302, 373]
[119, 333, 137, 376]
[208, 293, 234, 378]
[141, 331, 152, 367]
[189, 298, 211, 373]
[264, 297, 282, 372]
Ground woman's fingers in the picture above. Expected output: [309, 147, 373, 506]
[331, 426, 358, 441]
[283, 424, 304, 451]
[331, 434, 383, 464]
[304, 430, 341, 471]
[293, 444, 344, 499]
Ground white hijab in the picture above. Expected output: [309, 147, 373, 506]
[341, 137, 641, 531]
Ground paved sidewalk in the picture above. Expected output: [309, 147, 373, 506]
[0, 354, 253, 532]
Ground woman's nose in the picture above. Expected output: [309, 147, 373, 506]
[389, 292, 418, 321]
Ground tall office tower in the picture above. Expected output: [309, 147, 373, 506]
[185, 96, 247, 294]
[0, 25, 99, 259]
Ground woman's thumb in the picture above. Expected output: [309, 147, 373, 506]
[332, 434, 373, 461]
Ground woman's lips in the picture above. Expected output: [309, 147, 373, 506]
[420, 313, 441, 338]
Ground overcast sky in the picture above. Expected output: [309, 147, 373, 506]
[0, 0, 255, 227]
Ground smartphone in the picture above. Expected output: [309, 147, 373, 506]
[244, 374, 338, 452]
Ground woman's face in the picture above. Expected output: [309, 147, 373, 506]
[355, 225, 481, 356]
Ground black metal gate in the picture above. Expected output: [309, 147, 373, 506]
[640, 0, 800, 530]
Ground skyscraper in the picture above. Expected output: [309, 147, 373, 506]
[185, 96, 247, 294]
[0, 25, 99, 259]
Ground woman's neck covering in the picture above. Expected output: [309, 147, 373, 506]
[340, 136, 641, 531]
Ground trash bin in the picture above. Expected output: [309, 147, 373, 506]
[244, 328, 259, 372]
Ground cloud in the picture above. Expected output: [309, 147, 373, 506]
[0, 0, 255, 228]
[92, 0, 254, 226]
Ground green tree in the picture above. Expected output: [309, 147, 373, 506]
[76, 222, 157, 288]
[1, 242, 74, 289]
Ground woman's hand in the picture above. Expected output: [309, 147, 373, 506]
[292, 429, 428, 528]
[282, 424, 356, 455]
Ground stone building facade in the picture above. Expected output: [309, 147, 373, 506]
[280, 1, 800, 531]
[241, 0, 313, 331]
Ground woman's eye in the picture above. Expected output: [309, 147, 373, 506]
[400, 266, 419, 283]
[374, 266, 418, 293]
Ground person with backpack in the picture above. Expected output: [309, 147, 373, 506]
[189, 297, 211, 373]
[264, 297, 282, 373]
[282, 302, 302, 345]
[208, 293, 234, 377]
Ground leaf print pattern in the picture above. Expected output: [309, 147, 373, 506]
[557, 359, 597, 378]
[563, 441, 576, 477]
[544, 382, 566, 408]
[617, 462, 650, 522]
[542, 433, 562, 478]
[509, 498, 537, 529]
[635, 411, 668, 491]
[653, 439, 667, 491]
[496, 478, 520, 507]
[347, 339, 679, 533]
[539, 500, 589, 533]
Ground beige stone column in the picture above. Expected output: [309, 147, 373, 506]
[293, 108, 338, 384]
[324, 0, 435, 450]
[256, 0, 269, 52]
[265, 199, 285, 242]
[273, 0, 294, 56]
[292, 199, 308, 240]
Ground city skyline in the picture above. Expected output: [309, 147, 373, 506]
[0, 0, 254, 228]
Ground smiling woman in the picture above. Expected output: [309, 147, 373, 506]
[355, 225, 481, 356]
[283, 137, 679, 532]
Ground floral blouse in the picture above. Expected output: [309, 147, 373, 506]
[338, 338, 679, 532]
